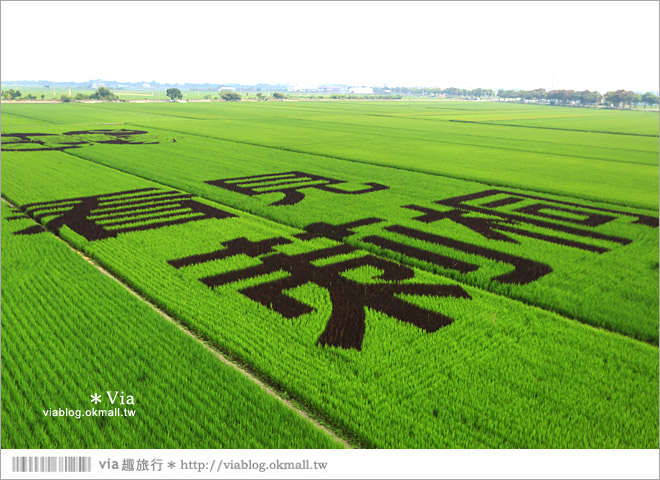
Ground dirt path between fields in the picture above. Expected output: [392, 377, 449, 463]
[1, 197, 354, 449]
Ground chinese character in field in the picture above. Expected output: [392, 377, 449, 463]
[404, 189, 658, 254]
[10, 188, 235, 241]
[61, 129, 157, 145]
[300, 218, 553, 285]
[1, 129, 158, 152]
[206, 171, 389, 206]
[169, 237, 471, 350]
[0, 133, 78, 152]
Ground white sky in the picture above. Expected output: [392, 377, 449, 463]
[1, 1, 658, 92]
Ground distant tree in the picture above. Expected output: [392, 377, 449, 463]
[631, 93, 642, 108]
[75, 93, 91, 101]
[497, 89, 512, 101]
[60, 94, 73, 103]
[641, 92, 659, 107]
[578, 90, 600, 106]
[24, 93, 36, 100]
[166, 88, 183, 101]
[604, 90, 637, 108]
[622, 91, 635, 107]
[256, 92, 263, 100]
[567, 90, 579, 104]
[529, 88, 547, 102]
[40, 94, 45, 100]
[2, 89, 22, 100]
[90, 86, 117, 101]
[547, 89, 572, 105]
[604, 90, 619, 107]
[272, 92, 287, 99]
[442, 87, 463, 97]
[220, 91, 242, 101]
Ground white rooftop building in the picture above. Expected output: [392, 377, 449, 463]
[349, 87, 374, 95]
[287, 84, 319, 92]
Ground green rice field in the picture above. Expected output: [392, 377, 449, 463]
[1, 100, 658, 449]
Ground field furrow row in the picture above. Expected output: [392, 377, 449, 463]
[2, 100, 657, 450]
[2, 149, 657, 448]
[44, 130, 658, 344]
[1, 201, 344, 449]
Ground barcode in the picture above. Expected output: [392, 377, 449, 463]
[11, 456, 92, 473]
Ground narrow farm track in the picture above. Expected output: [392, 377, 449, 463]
[3, 101, 657, 448]
[448, 119, 660, 138]
[123, 120, 659, 212]
[1, 109, 59, 123]
[6, 104, 657, 208]
[256, 115, 658, 165]
[1, 196, 356, 449]
[55, 148, 658, 348]
[84, 101, 659, 160]
[13, 101, 651, 209]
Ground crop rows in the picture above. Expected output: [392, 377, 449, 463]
[24, 101, 655, 208]
[2, 146, 658, 448]
[27, 124, 657, 344]
[1, 202, 343, 449]
[2, 101, 658, 449]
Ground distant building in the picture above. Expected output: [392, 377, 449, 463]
[287, 84, 319, 92]
[318, 85, 348, 94]
[218, 86, 236, 92]
[349, 87, 373, 95]
[142, 83, 152, 88]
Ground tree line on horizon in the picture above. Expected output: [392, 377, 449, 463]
[435, 87, 658, 108]
[372, 86, 658, 108]
[2, 85, 659, 109]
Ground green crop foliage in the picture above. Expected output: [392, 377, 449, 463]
[2, 102, 658, 448]
[1, 148, 657, 448]
[5, 101, 655, 206]
[9, 118, 654, 344]
[1, 203, 343, 449]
